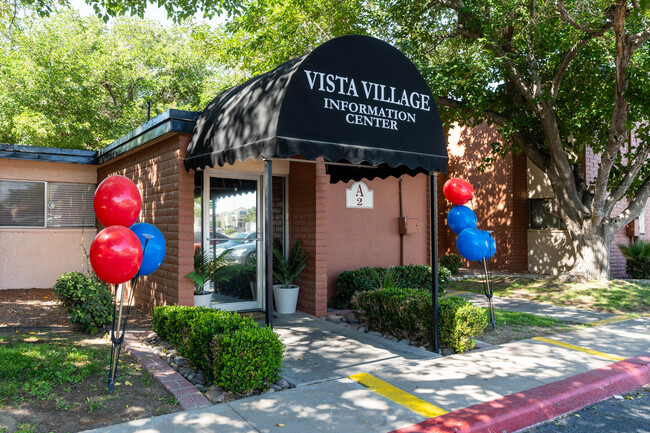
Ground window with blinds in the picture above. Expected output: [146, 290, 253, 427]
[0, 180, 95, 228]
[47, 182, 95, 228]
[0, 180, 46, 227]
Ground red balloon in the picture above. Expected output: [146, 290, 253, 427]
[90, 226, 143, 284]
[94, 176, 141, 227]
[443, 178, 474, 205]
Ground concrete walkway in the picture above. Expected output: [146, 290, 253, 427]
[83, 311, 650, 433]
[449, 291, 617, 323]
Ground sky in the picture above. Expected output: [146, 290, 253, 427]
[68, 0, 224, 26]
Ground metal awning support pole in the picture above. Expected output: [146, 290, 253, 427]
[264, 159, 274, 328]
[430, 172, 440, 354]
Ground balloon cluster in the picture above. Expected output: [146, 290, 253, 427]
[443, 178, 496, 262]
[90, 176, 166, 284]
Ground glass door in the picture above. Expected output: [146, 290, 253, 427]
[202, 172, 261, 311]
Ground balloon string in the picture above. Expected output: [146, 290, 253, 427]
[107, 237, 149, 393]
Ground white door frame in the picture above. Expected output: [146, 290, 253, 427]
[202, 169, 263, 311]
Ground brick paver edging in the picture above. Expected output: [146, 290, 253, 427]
[122, 331, 211, 410]
[390, 353, 650, 433]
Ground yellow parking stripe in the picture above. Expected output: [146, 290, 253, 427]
[532, 337, 625, 362]
[445, 291, 470, 296]
[349, 373, 448, 418]
[586, 315, 635, 327]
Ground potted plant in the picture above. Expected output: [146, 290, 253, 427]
[273, 239, 309, 314]
[186, 246, 232, 307]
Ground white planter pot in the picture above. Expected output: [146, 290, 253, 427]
[193, 292, 213, 308]
[273, 284, 300, 314]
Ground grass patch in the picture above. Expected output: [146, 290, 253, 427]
[489, 309, 562, 327]
[448, 277, 650, 314]
[0, 333, 105, 405]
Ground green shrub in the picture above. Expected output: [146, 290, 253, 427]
[211, 326, 285, 394]
[618, 239, 650, 259]
[439, 254, 462, 274]
[352, 288, 487, 353]
[439, 296, 489, 353]
[53, 272, 114, 334]
[335, 264, 449, 308]
[626, 257, 650, 279]
[152, 305, 204, 349]
[185, 310, 255, 375]
[152, 305, 256, 378]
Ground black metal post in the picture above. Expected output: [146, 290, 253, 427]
[430, 172, 440, 354]
[264, 159, 274, 328]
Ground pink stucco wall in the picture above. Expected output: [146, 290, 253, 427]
[0, 159, 97, 289]
[325, 173, 430, 303]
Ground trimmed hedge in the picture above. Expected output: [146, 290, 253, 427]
[352, 288, 488, 353]
[53, 272, 114, 334]
[439, 254, 462, 275]
[335, 264, 450, 309]
[211, 326, 285, 394]
[626, 257, 650, 279]
[152, 306, 256, 376]
[152, 306, 285, 393]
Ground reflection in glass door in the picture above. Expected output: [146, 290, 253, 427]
[203, 174, 260, 311]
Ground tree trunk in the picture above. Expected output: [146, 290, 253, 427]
[568, 226, 612, 281]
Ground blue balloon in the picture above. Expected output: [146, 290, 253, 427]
[130, 223, 166, 276]
[481, 231, 497, 260]
[456, 228, 488, 262]
[447, 205, 478, 234]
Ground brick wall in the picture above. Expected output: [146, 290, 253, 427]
[97, 133, 195, 311]
[443, 122, 524, 271]
[508, 153, 529, 271]
[272, 176, 285, 242]
[288, 160, 328, 316]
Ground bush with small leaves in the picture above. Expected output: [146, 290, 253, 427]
[353, 288, 487, 353]
[335, 264, 449, 308]
[152, 305, 256, 379]
[211, 326, 285, 394]
[439, 254, 463, 274]
[53, 272, 114, 334]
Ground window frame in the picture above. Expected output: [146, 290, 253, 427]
[0, 179, 95, 229]
[529, 198, 566, 230]
[0, 179, 47, 228]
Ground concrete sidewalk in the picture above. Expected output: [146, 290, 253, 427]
[84, 311, 650, 433]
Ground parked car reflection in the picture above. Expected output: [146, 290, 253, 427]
[225, 241, 257, 265]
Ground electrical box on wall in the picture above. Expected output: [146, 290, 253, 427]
[626, 219, 639, 237]
[398, 217, 419, 235]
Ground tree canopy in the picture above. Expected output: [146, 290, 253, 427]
[0, 10, 244, 149]
[212, 0, 649, 279]
[1, 0, 648, 278]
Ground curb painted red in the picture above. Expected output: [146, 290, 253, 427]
[123, 331, 211, 410]
[390, 353, 650, 433]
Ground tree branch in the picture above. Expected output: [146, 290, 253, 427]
[102, 81, 118, 107]
[526, 0, 543, 98]
[436, 97, 511, 125]
[630, 28, 650, 48]
[550, 24, 611, 99]
[591, 0, 633, 228]
[611, 173, 650, 233]
[605, 139, 650, 215]
[557, 0, 611, 34]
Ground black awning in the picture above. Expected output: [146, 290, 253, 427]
[185, 35, 448, 182]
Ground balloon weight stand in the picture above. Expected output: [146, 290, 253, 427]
[481, 257, 496, 330]
[107, 278, 137, 393]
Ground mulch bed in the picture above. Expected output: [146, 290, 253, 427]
[0, 288, 153, 331]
